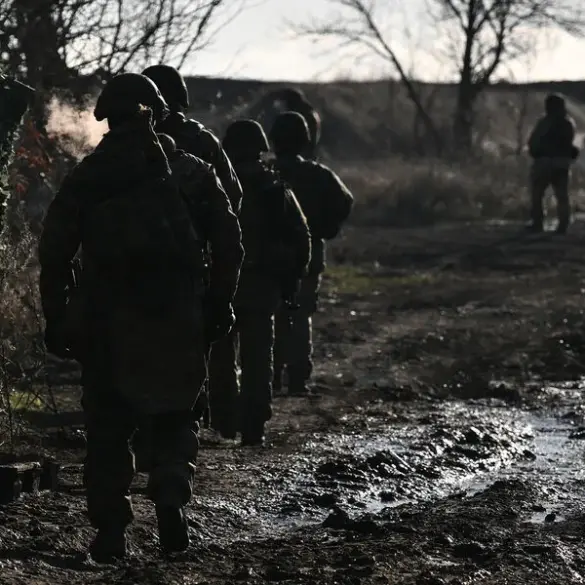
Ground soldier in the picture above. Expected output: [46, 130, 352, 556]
[38, 73, 242, 562]
[142, 64, 243, 213]
[250, 87, 321, 160]
[207, 119, 311, 445]
[527, 93, 579, 234]
[269, 112, 353, 396]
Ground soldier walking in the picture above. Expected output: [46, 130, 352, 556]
[142, 65, 243, 213]
[38, 73, 242, 562]
[208, 120, 311, 445]
[269, 112, 353, 396]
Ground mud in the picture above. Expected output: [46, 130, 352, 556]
[3, 221, 585, 584]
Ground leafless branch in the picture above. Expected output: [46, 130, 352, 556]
[0, 0, 256, 85]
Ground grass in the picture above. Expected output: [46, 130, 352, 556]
[338, 156, 585, 228]
[323, 264, 438, 295]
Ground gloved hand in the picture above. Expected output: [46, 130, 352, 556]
[204, 297, 235, 344]
[44, 320, 72, 359]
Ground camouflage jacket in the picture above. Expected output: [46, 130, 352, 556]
[156, 112, 243, 213]
[273, 155, 353, 275]
[166, 148, 244, 303]
[38, 113, 225, 326]
[528, 114, 577, 161]
[234, 158, 310, 298]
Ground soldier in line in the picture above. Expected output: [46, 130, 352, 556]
[527, 93, 579, 234]
[38, 73, 242, 562]
[142, 65, 243, 213]
[207, 120, 311, 446]
[269, 112, 353, 396]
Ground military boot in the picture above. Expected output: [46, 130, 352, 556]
[156, 505, 190, 554]
[89, 527, 127, 563]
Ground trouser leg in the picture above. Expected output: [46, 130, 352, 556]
[208, 327, 239, 437]
[529, 164, 548, 229]
[239, 310, 274, 427]
[287, 311, 313, 391]
[273, 308, 289, 390]
[147, 411, 199, 508]
[82, 385, 136, 531]
[287, 275, 320, 392]
[552, 168, 570, 231]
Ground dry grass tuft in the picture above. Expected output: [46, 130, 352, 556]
[339, 156, 585, 227]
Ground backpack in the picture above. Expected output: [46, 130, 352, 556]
[81, 163, 203, 275]
[238, 163, 303, 284]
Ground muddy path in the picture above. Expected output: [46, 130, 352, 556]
[3, 220, 585, 584]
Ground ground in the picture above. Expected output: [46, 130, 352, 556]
[2, 218, 585, 584]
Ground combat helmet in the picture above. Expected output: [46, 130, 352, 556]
[545, 93, 566, 116]
[223, 119, 269, 161]
[94, 73, 169, 123]
[142, 65, 189, 110]
[269, 111, 310, 156]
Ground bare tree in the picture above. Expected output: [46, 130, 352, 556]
[296, 0, 585, 154]
[0, 0, 253, 89]
[434, 0, 585, 150]
[296, 0, 445, 155]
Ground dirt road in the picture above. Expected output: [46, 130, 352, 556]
[2, 221, 585, 584]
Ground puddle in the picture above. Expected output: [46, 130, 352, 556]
[193, 399, 585, 542]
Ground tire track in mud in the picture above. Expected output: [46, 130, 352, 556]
[189, 398, 585, 547]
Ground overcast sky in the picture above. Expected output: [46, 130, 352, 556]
[186, 0, 585, 82]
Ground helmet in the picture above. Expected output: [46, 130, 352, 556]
[269, 111, 310, 155]
[94, 73, 169, 123]
[223, 119, 269, 160]
[142, 65, 189, 109]
[545, 93, 566, 115]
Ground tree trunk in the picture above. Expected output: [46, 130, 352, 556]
[453, 80, 475, 152]
[16, 0, 69, 127]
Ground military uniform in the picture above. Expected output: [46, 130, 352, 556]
[38, 74, 242, 562]
[143, 65, 243, 213]
[208, 120, 311, 445]
[527, 94, 579, 234]
[270, 112, 353, 395]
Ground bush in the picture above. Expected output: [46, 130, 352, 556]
[341, 155, 585, 227]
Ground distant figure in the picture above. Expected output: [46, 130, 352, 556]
[527, 93, 579, 234]
[250, 87, 321, 160]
